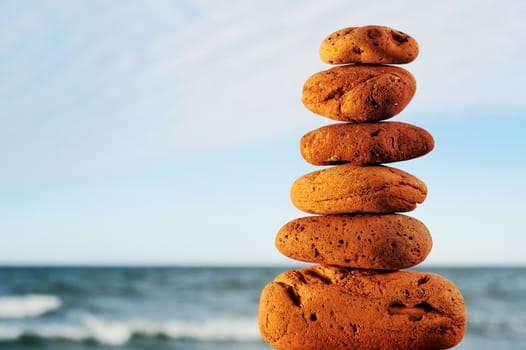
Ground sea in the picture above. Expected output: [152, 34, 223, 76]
[0, 266, 524, 350]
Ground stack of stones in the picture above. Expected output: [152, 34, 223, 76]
[258, 25, 466, 350]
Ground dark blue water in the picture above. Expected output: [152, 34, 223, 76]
[0, 266, 524, 349]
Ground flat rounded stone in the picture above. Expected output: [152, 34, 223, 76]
[319, 25, 419, 65]
[300, 121, 434, 165]
[275, 214, 432, 269]
[290, 163, 427, 215]
[302, 65, 416, 122]
[259, 266, 466, 350]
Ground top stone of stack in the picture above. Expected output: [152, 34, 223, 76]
[319, 25, 419, 65]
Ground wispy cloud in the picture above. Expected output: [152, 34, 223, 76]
[1, 0, 525, 185]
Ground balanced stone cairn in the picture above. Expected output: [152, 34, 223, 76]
[258, 25, 466, 349]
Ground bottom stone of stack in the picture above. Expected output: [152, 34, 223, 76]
[258, 265, 465, 350]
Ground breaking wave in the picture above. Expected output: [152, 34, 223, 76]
[0, 315, 260, 346]
[0, 295, 61, 319]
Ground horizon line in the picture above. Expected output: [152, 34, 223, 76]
[0, 262, 524, 268]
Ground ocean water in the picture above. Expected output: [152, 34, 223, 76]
[0, 266, 524, 350]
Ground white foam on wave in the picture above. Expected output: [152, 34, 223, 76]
[0, 325, 22, 341]
[162, 318, 260, 342]
[0, 295, 61, 319]
[468, 310, 526, 336]
[0, 315, 260, 346]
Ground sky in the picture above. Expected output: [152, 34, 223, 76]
[0, 0, 525, 266]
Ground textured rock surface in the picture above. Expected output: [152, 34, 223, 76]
[302, 65, 416, 122]
[319, 25, 419, 65]
[290, 163, 427, 214]
[300, 121, 434, 165]
[276, 214, 432, 269]
[259, 265, 466, 350]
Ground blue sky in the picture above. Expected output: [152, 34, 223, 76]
[1, 0, 525, 266]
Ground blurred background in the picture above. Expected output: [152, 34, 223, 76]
[0, 0, 524, 349]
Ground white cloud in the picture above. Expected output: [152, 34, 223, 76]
[1, 0, 525, 185]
